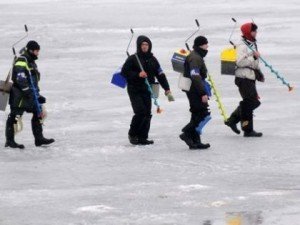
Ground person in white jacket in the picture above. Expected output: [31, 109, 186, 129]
[225, 22, 265, 137]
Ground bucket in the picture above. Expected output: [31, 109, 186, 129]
[178, 74, 192, 91]
[171, 49, 190, 73]
[221, 48, 237, 75]
[111, 68, 127, 88]
[151, 82, 160, 99]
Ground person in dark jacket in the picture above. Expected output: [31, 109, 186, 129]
[5, 40, 55, 149]
[179, 36, 211, 150]
[121, 35, 174, 145]
[225, 23, 264, 137]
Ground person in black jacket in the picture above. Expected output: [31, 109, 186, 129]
[5, 41, 55, 149]
[179, 36, 211, 150]
[121, 35, 174, 145]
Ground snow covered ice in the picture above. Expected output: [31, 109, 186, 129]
[0, 0, 299, 224]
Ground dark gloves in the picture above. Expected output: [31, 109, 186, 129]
[255, 69, 265, 82]
[38, 95, 46, 104]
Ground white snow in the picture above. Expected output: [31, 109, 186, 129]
[0, 0, 300, 224]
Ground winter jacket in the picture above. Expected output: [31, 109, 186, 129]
[121, 35, 170, 93]
[235, 38, 260, 80]
[9, 51, 40, 110]
[183, 48, 208, 97]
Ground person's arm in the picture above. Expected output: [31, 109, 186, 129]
[188, 58, 207, 97]
[153, 58, 170, 91]
[121, 56, 142, 81]
[153, 58, 175, 101]
[32, 63, 41, 93]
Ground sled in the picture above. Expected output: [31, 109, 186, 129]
[0, 71, 13, 111]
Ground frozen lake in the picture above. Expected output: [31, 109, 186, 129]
[0, 0, 299, 224]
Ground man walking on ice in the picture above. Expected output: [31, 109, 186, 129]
[121, 35, 174, 145]
[225, 22, 265, 137]
[5, 40, 55, 149]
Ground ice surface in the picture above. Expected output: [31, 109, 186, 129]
[0, 0, 299, 224]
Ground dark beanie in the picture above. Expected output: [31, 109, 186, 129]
[26, 40, 40, 51]
[194, 36, 208, 47]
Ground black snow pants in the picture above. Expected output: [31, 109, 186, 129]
[182, 91, 210, 141]
[127, 89, 152, 139]
[6, 107, 44, 142]
[228, 77, 261, 132]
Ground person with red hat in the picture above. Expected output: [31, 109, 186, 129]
[225, 22, 265, 137]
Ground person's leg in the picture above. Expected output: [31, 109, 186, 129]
[238, 79, 262, 136]
[242, 98, 261, 137]
[32, 113, 55, 146]
[181, 113, 198, 147]
[181, 92, 210, 149]
[225, 106, 241, 134]
[225, 78, 245, 134]
[5, 108, 25, 149]
[138, 92, 153, 145]
[180, 92, 199, 148]
[240, 99, 253, 132]
[190, 111, 210, 149]
[127, 89, 147, 144]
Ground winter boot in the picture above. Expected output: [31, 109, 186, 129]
[225, 107, 241, 134]
[225, 120, 240, 134]
[32, 116, 55, 147]
[129, 135, 139, 145]
[242, 119, 262, 137]
[244, 130, 263, 137]
[179, 132, 197, 149]
[5, 115, 25, 149]
[191, 132, 210, 150]
[138, 138, 154, 145]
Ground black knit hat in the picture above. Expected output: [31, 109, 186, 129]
[193, 36, 208, 48]
[26, 40, 40, 51]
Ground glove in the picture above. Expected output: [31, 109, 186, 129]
[38, 95, 46, 104]
[165, 91, 175, 102]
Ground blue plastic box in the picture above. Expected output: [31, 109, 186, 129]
[111, 68, 127, 89]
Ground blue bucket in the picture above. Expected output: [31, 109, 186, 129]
[111, 68, 127, 89]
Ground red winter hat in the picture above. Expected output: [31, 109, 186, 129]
[241, 23, 258, 42]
